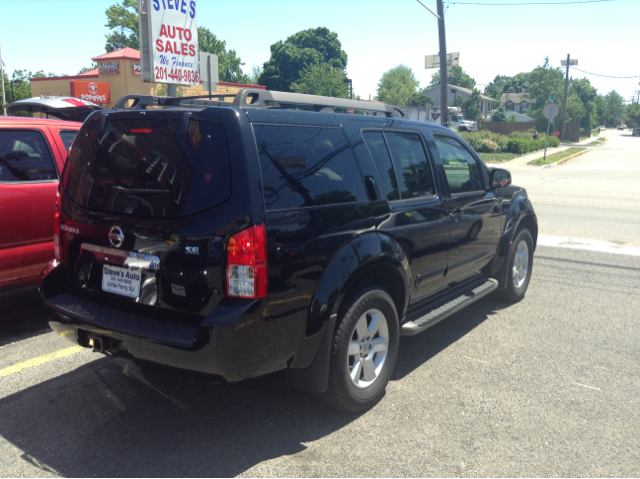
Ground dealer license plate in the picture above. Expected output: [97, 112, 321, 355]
[102, 264, 141, 299]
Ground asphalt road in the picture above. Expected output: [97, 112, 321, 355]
[1, 129, 639, 477]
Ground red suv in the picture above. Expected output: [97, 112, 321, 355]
[0, 97, 100, 290]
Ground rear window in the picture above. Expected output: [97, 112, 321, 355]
[254, 125, 366, 211]
[64, 117, 230, 217]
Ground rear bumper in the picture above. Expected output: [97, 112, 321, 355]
[41, 261, 308, 382]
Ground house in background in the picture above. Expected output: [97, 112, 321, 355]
[421, 84, 496, 120]
[501, 92, 534, 114]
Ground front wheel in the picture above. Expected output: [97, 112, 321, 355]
[499, 228, 534, 302]
[324, 286, 399, 413]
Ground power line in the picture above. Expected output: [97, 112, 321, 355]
[571, 67, 640, 79]
[451, 0, 618, 5]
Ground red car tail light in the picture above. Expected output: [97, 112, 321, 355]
[53, 190, 62, 261]
[226, 225, 268, 299]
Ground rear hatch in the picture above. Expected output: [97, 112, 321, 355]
[7, 97, 103, 122]
[47, 108, 258, 346]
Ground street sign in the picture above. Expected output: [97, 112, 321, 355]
[548, 95, 557, 100]
[543, 103, 560, 120]
[425, 52, 460, 69]
[138, 0, 199, 85]
[199, 52, 218, 94]
[561, 59, 578, 66]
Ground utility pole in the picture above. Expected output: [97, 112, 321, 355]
[167, 84, 177, 98]
[437, 0, 449, 127]
[560, 53, 571, 142]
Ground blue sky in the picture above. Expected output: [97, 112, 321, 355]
[1, 0, 638, 102]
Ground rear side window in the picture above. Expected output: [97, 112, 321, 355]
[385, 132, 434, 199]
[362, 131, 400, 201]
[0, 130, 57, 182]
[58, 130, 78, 153]
[254, 125, 366, 210]
[64, 117, 230, 217]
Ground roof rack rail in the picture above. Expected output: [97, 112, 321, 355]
[112, 89, 405, 118]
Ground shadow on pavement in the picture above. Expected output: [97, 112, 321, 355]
[393, 296, 509, 381]
[0, 356, 356, 477]
[0, 285, 52, 346]
[0, 294, 510, 476]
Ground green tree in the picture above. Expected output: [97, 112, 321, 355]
[376, 65, 420, 106]
[429, 65, 476, 90]
[626, 102, 640, 128]
[78, 64, 97, 75]
[407, 92, 433, 107]
[0, 70, 42, 113]
[291, 62, 349, 98]
[198, 27, 250, 84]
[105, 0, 139, 52]
[461, 89, 482, 121]
[491, 104, 508, 122]
[248, 64, 263, 86]
[259, 27, 348, 91]
[570, 77, 597, 130]
[603, 90, 626, 126]
[484, 75, 511, 101]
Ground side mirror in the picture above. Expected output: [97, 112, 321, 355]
[490, 168, 512, 189]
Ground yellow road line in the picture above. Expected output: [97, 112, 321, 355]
[0, 346, 85, 379]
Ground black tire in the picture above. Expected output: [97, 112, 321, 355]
[324, 285, 399, 413]
[499, 228, 534, 302]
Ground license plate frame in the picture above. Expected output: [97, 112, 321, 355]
[101, 264, 142, 299]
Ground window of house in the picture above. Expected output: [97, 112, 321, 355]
[433, 135, 484, 194]
[520, 101, 529, 113]
[0, 130, 57, 182]
[505, 101, 515, 112]
[255, 125, 366, 210]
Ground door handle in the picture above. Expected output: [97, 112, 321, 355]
[449, 208, 462, 218]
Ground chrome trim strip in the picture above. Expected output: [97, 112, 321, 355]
[81, 243, 160, 271]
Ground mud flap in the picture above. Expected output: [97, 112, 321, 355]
[285, 314, 337, 394]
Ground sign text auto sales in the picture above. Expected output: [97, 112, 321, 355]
[142, 0, 199, 85]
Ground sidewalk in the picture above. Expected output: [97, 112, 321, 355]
[486, 136, 597, 169]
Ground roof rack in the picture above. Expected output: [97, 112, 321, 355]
[112, 89, 404, 118]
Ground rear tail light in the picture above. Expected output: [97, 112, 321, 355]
[226, 225, 268, 299]
[53, 190, 62, 261]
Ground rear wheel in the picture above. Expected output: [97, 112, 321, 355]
[499, 228, 533, 302]
[324, 286, 399, 413]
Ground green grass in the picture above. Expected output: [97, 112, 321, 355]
[477, 152, 520, 163]
[528, 147, 586, 166]
[586, 137, 606, 146]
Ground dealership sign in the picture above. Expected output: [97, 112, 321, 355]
[70, 81, 111, 104]
[138, 0, 199, 85]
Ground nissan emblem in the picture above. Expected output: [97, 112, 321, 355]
[108, 226, 125, 248]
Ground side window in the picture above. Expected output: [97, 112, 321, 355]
[58, 130, 78, 153]
[362, 131, 399, 201]
[385, 131, 435, 199]
[255, 125, 367, 210]
[433, 135, 484, 194]
[0, 130, 57, 182]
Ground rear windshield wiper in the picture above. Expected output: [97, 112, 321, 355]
[112, 186, 169, 195]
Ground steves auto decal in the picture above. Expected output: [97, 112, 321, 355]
[70, 81, 111, 104]
[150, 0, 199, 85]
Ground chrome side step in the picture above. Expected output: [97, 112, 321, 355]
[401, 278, 499, 336]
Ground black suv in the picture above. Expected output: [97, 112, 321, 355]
[40, 89, 537, 412]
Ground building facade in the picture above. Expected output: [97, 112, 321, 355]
[29, 47, 264, 109]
